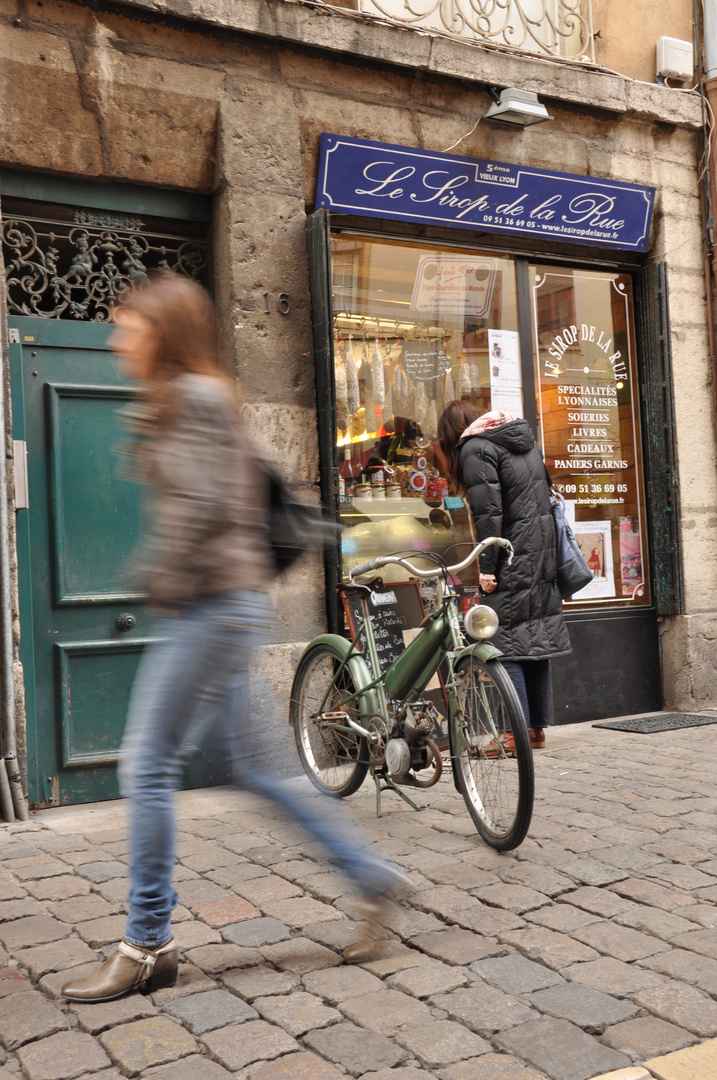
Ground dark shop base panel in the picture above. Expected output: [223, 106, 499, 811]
[551, 606, 661, 725]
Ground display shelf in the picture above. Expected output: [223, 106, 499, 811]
[342, 495, 438, 521]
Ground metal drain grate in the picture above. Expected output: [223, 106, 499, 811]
[593, 713, 717, 734]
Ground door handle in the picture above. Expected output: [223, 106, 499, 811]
[116, 613, 137, 632]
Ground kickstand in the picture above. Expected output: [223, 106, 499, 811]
[372, 769, 422, 817]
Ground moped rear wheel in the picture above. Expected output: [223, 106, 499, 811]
[290, 643, 370, 798]
[450, 656, 534, 850]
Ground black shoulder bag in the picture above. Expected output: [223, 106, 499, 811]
[260, 460, 341, 576]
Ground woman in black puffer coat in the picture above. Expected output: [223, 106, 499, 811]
[438, 400, 570, 749]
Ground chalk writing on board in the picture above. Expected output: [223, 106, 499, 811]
[345, 582, 424, 677]
[400, 341, 450, 383]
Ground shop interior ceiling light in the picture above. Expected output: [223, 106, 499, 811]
[484, 87, 553, 127]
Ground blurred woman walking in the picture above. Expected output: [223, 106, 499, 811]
[61, 275, 407, 1004]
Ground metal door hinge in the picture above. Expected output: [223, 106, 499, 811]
[12, 441, 28, 510]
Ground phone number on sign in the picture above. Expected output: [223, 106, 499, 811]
[556, 482, 628, 495]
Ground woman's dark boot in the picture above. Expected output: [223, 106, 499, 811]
[61, 938, 177, 1002]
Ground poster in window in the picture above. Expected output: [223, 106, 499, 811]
[412, 256, 496, 317]
[488, 329, 523, 417]
[572, 520, 615, 599]
[619, 515, 643, 595]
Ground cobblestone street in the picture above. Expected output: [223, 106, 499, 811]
[1, 720, 717, 1080]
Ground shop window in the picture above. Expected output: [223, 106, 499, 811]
[332, 234, 520, 591]
[531, 266, 650, 606]
[330, 233, 650, 609]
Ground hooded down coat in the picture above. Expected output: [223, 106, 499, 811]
[458, 418, 571, 661]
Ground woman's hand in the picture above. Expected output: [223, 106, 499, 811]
[480, 574, 498, 594]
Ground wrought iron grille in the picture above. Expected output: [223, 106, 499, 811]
[358, 0, 593, 60]
[2, 198, 210, 321]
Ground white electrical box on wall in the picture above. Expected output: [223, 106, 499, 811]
[656, 36, 694, 82]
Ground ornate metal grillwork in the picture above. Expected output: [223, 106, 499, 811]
[359, 0, 593, 59]
[2, 199, 209, 321]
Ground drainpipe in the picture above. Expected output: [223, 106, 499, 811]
[702, 0, 717, 419]
[0, 417, 26, 820]
[0, 231, 27, 821]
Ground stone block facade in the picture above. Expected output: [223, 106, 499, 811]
[0, 0, 713, 802]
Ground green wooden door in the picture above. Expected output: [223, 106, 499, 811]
[10, 316, 155, 807]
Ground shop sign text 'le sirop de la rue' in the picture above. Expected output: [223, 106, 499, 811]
[316, 135, 655, 252]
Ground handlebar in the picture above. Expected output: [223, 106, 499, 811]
[348, 537, 515, 582]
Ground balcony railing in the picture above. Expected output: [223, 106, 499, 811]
[357, 0, 594, 61]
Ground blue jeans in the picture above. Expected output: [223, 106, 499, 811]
[502, 659, 550, 729]
[118, 589, 403, 948]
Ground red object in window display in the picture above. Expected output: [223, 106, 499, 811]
[426, 476, 449, 502]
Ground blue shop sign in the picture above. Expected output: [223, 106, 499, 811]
[316, 134, 655, 252]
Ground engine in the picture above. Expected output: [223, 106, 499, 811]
[384, 703, 443, 787]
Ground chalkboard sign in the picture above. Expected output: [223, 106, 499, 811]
[344, 581, 424, 678]
[400, 341, 450, 383]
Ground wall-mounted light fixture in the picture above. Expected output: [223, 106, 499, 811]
[484, 87, 553, 126]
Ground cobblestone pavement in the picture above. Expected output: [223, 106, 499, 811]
[1, 719, 717, 1080]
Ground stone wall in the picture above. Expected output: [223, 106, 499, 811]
[0, 0, 713, 742]
[592, 0, 694, 84]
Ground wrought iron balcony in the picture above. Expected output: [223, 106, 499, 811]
[357, 0, 594, 61]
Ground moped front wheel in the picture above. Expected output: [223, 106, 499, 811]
[450, 656, 534, 851]
[290, 643, 370, 798]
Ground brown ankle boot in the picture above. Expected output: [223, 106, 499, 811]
[343, 899, 387, 963]
[61, 938, 177, 1002]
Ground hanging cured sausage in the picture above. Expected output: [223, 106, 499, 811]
[435, 371, 444, 416]
[335, 348, 348, 436]
[393, 363, 409, 414]
[383, 365, 394, 431]
[372, 338, 385, 408]
[459, 362, 471, 397]
[362, 346, 376, 434]
[426, 397, 438, 437]
[414, 381, 427, 429]
[346, 336, 360, 416]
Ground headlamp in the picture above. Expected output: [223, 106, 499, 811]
[464, 603, 499, 641]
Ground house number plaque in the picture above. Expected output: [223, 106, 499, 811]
[263, 292, 290, 315]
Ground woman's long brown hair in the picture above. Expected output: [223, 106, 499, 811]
[438, 399, 481, 490]
[117, 272, 238, 419]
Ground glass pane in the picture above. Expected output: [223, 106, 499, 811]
[530, 265, 650, 606]
[331, 234, 520, 590]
